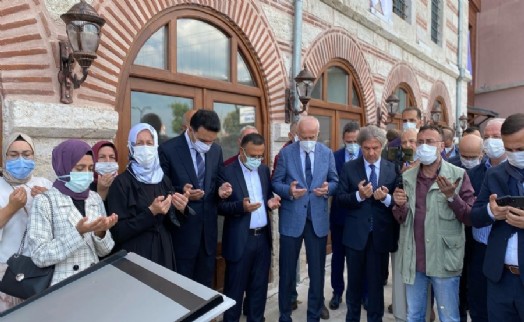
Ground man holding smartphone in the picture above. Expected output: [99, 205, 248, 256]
[471, 113, 524, 321]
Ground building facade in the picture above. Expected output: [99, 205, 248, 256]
[0, 0, 469, 288]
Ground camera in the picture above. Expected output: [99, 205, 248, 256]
[386, 147, 414, 164]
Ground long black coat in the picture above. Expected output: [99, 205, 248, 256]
[107, 169, 183, 271]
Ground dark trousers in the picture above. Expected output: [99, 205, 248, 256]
[487, 269, 524, 322]
[176, 232, 215, 288]
[330, 222, 346, 296]
[345, 233, 387, 322]
[223, 232, 270, 322]
[467, 240, 488, 322]
[459, 227, 473, 322]
[279, 220, 327, 322]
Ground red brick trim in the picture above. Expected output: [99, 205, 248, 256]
[302, 28, 377, 123]
[382, 62, 423, 118]
[427, 80, 452, 124]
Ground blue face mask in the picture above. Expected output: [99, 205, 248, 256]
[5, 157, 35, 180]
[61, 172, 94, 193]
[242, 149, 262, 170]
[345, 143, 360, 156]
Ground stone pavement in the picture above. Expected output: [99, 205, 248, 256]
[240, 254, 398, 322]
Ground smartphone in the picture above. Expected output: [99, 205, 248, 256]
[496, 196, 524, 209]
[396, 180, 404, 189]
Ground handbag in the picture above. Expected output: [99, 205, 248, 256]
[0, 194, 55, 300]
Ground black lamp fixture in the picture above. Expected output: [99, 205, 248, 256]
[459, 114, 468, 131]
[377, 94, 400, 126]
[58, 0, 106, 104]
[294, 64, 316, 113]
[430, 103, 442, 125]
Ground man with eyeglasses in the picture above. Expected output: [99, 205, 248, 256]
[218, 133, 280, 322]
[471, 113, 524, 321]
[392, 125, 475, 322]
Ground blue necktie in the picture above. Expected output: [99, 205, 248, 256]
[195, 150, 205, 189]
[305, 152, 312, 220]
[305, 152, 313, 188]
[369, 164, 377, 231]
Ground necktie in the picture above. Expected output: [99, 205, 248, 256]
[305, 152, 312, 220]
[369, 164, 377, 231]
[369, 164, 378, 191]
[305, 152, 313, 188]
[195, 150, 205, 189]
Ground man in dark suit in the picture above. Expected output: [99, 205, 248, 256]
[441, 126, 459, 160]
[159, 109, 232, 287]
[471, 113, 524, 321]
[447, 134, 484, 169]
[467, 118, 506, 322]
[218, 133, 281, 322]
[337, 125, 399, 322]
[272, 116, 339, 322]
[329, 121, 360, 310]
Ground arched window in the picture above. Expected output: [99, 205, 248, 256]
[431, 97, 448, 126]
[118, 9, 267, 164]
[388, 84, 416, 130]
[308, 62, 364, 149]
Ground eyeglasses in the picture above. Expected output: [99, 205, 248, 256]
[416, 140, 442, 146]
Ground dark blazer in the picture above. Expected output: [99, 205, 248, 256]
[158, 134, 224, 259]
[330, 147, 361, 225]
[337, 157, 399, 253]
[471, 162, 524, 285]
[467, 160, 489, 196]
[218, 160, 273, 262]
[448, 155, 462, 167]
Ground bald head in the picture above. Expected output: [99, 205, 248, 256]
[401, 128, 418, 151]
[237, 125, 259, 145]
[297, 116, 320, 141]
[459, 134, 484, 168]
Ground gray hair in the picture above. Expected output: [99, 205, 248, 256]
[357, 125, 387, 147]
[486, 117, 505, 128]
[240, 125, 257, 135]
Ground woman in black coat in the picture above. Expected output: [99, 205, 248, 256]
[107, 123, 189, 270]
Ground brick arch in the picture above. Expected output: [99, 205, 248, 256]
[381, 63, 423, 119]
[0, 2, 58, 101]
[303, 28, 376, 123]
[86, 0, 287, 119]
[427, 80, 452, 124]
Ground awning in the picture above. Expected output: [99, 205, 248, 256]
[467, 106, 499, 127]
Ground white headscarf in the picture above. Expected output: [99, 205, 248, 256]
[127, 123, 164, 184]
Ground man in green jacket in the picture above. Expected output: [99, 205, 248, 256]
[392, 125, 475, 322]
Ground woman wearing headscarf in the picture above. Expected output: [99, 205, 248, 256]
[0, 133, 52, 311]
[107, 123, 189, 271]
[28, 139, 116, 286]
[91, 141, 119, 202]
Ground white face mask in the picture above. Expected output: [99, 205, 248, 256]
[345, 143, 359, 156]
[293, 135, 299, 143]
[484, 138, 505, 159]
[416, 144, 438, 165]
[506, 151, 524, 169]
[403, 122, 417, 131]
[460, 157, 481, 169]
[133, 146, 157, 168]
[300, 140, 316, 153]
[190, 130, 212, 154]
[95, 161, 119, 175]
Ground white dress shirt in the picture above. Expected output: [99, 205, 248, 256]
[355, 157, 392, 207]
[239, 158, 268, 229]
[184, 130, 205, 178]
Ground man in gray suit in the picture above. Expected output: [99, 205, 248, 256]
[272, 116, 339, 322]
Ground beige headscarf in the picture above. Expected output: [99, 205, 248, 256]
[2, 132, 36, 185]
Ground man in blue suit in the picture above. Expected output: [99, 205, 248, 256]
[218, 133, 281, 322]
[471, 113, 524, 321]
[329, 121, 360, 310]
[272, 116, 339, 322]
[159, 109, 232, 287]
[337, 125, 399, 322]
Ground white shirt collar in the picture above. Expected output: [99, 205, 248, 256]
[363, 157, 381, 169]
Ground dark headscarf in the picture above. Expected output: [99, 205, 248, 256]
[52, 139, 92, 200]
[91, 141, 118, 184]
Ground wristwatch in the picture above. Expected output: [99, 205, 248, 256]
[447, 195, 455, 202]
